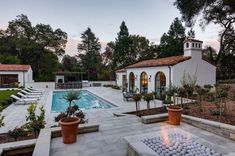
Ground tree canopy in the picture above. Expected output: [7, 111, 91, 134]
[159, 17, 186, 57]
[0, 14, 67, 81]
[174, 0, 235, 63]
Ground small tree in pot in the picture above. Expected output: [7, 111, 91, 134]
[143, 93, 154, 113]
[133, 93, 142, 116]
[59, 90, 82, 144]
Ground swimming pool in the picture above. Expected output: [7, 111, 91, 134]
[51, 90, 116, 112]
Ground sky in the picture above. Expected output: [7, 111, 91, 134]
[0, 0, 220, 56]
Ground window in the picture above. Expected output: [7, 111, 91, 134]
[198, 44, 201, 48]
[192, 43, 194, 47]
[195, 43, 198, 48]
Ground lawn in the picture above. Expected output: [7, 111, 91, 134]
[0, 90, 18, 112]
[0, 90, 18, 101]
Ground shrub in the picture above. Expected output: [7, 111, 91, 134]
[8, 127, 27, 141]
[23, 104, 45, 138]
[0, 114, 4, 128]
[111, 85, 120, 90]
[143, 93, 154, 111]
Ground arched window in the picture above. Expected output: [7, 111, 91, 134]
[140, 72, 148, 94]
[129, 72, 135, 92]
[155, 72, 166, 99]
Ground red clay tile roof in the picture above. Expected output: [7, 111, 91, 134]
[116, 68, 126, 73]
[0, 64, 31, 71]
[126, 56, 191, 69]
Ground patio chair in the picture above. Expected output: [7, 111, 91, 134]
[27, 87, 43, 92]
[17, 92, 40, 100]
[10, 95, 38, 105]
[25, 88, 43, 93]
[20, 89, 43, 95]
[123, 92, 134, 101]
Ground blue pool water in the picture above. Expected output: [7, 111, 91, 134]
[51, 90, 116, 112]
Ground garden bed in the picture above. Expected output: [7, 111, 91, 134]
[0, 133, 35, 144]
[126, 100, 235, 126]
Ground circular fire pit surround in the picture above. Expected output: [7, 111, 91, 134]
[142, 133, 221, 156]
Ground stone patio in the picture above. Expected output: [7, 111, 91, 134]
[50, 115, 235, 156]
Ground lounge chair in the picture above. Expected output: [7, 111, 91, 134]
[10, 95, 38, 105]
[20, 89, 42, 95]
[123, 92, 134, 101]
[17, 92, 40, 100]
[25, 88, 43, 93]
[27, 87, 43, 92]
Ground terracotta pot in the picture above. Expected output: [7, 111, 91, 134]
[59, 117, 80, 144]
[167, 106, 183, 125]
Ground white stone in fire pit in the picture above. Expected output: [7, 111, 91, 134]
[124, 128, 222, 156]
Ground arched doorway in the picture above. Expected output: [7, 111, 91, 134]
[155, 72, 166, 99]
[140, 72, 148, 94]
[129, 72, 135, 92]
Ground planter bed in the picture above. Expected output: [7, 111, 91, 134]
[0, 124, 99, 156]
[126, 100, 235, 125]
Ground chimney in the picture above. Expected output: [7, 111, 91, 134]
[184, 38, 203, 60]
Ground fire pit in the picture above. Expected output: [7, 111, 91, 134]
[124, 128, 227, 156]
[142, 133, 220, 156]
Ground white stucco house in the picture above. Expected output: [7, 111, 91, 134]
[116, 39, 216, 96]
[0, 64, 34, 88]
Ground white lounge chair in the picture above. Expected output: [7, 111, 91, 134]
[27, 87, 43, 92]
[17, 92, 40, 100]
[11, 95, 38, 105]
[25, 88, 43, 93]
[20, 89, 42, 95]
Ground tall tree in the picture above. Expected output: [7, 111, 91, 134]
[77, 27, 102, 80]
[129, 35, 159, 61]
[113, 21, 133, 69]
[159, 17, 186, 57]
[0, 14, 67, 81]
[174, 0, 235, 63]
[61, 55, 78, 71]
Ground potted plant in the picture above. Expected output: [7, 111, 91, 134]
[167, 105, 183, 125]
[59, 91, 82, 144]
[133, 93, 142, 116]
[143, 93, 154, 112]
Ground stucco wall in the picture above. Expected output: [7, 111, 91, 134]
[0, 70, 33, 87]
[172, 57, 216, 86]
[126, 66, 170, 93]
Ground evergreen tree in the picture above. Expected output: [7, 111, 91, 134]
[159, 17, 186, 57]
[113, 21, 133, 69]
[77, 27, 102, 80]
